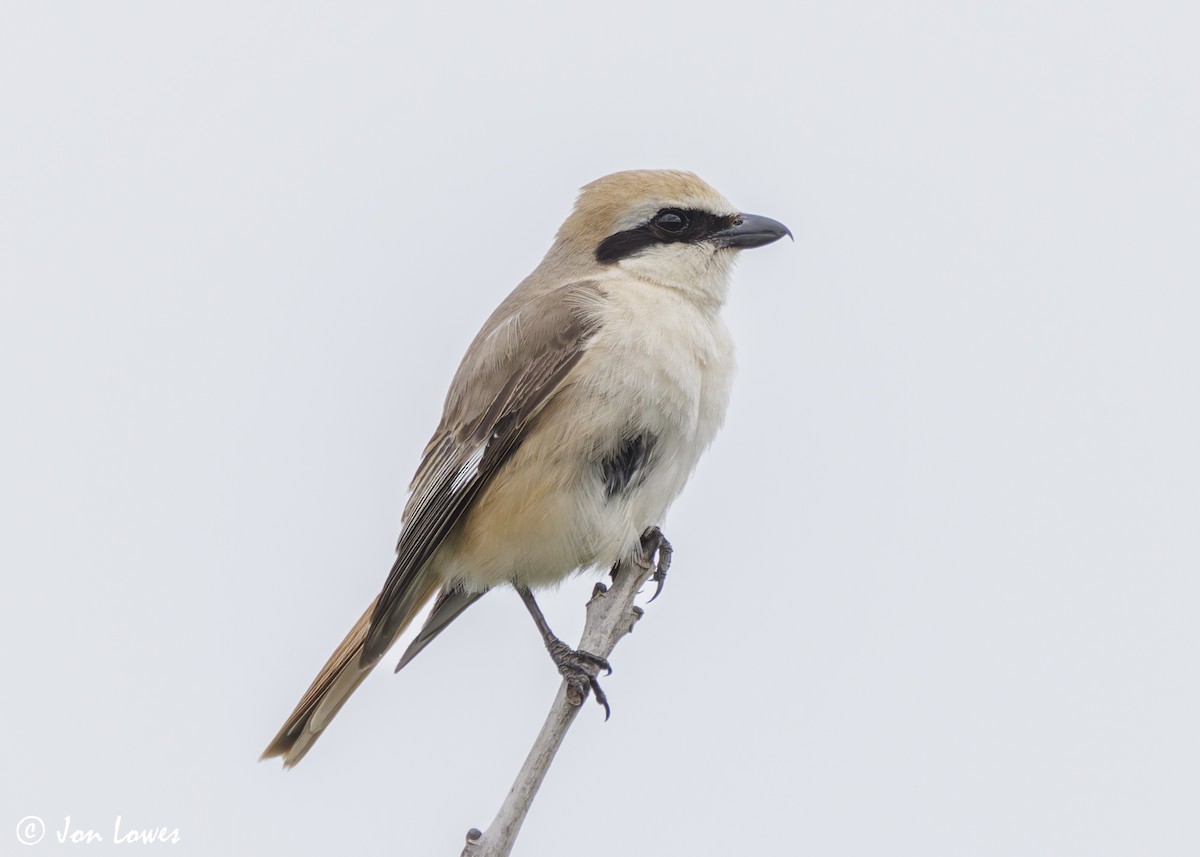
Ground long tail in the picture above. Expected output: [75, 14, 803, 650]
[261, 574, 443, 767]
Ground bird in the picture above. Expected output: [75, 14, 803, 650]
[261, 169, 790, 767]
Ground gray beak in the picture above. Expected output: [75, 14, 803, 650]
[711, 213, 793, 249]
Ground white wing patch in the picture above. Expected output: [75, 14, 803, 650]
[450, 443, 487, 493]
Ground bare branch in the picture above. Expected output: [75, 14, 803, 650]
[459, 548, 657, 857]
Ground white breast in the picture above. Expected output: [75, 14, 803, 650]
[565, 276, 736, 559]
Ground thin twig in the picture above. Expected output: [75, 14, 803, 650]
[459, 552, 654, 857]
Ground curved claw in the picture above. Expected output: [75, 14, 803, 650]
[640, 527, 673, 602]
[590, 676, 611, 721]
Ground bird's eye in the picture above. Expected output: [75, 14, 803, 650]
[654, 210, 688, 234]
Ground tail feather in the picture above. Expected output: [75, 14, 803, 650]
[394, 585, 485, 673]
[261, 573, 441, 767]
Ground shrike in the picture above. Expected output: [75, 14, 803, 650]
[262, 170, 789, 766]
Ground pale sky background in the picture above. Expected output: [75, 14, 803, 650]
[2, 2, 1198, 855]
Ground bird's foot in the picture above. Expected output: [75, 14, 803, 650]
[546, 637, 612, 719]
[635, 526, 673, 602]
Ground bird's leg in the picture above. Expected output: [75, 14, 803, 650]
[516, 586, 612, 719]
[635, 526, 673, 602]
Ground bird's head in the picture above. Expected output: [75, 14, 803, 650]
[547, 169, 791, 307]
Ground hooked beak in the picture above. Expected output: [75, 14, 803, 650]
[711, 213, 793, 250]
